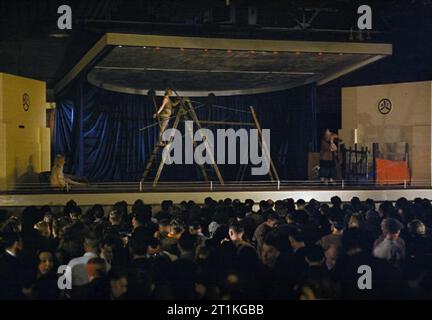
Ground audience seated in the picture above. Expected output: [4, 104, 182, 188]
[1, 195, 432, 299]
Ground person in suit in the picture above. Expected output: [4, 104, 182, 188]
[0, 232, 25, 299]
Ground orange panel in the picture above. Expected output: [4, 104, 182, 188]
[376, 158, 410, 185]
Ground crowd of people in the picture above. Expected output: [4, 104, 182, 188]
[1, 195, 432, 300]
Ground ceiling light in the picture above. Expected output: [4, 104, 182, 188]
[48, 31, 70, 38]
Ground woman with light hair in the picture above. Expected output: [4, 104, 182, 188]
[50, 154, 82, 188]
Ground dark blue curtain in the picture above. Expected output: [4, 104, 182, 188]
[53, 98, 73, 172]
[195, 84, 317, 180]
[54, 82, 317, 182]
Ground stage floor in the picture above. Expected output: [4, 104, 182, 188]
[0, 181, 431, 207]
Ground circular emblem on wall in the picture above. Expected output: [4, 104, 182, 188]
[22, 93, 30, 112]
[378, 98, 392, 115]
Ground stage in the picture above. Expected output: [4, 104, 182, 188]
[0, 34, 419, 209]
[0, 181, 431, 207]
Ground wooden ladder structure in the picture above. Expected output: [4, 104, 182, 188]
[141, 97, 224, 187]
[141, 97, 279, 187]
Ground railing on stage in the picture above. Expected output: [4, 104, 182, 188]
[1, 179, 430, 195]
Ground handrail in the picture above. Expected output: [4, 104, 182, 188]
[1, 179, 431, 194]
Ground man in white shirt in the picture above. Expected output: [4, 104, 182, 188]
[373, 218, 405, 268]
[67, 237, 100, 287]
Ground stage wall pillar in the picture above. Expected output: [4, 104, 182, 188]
[0, 73, 50, 189]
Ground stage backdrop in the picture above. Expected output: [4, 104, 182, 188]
[54, 82, 317, 182]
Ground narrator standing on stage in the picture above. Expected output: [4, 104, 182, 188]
[153, 88, 181, 146]
[319, 128, 338, 184]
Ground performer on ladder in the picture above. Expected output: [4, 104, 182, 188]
[153, 88, 182, 146]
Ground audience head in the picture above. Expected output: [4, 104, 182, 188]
[258, 230, 290, 268]
[204, 197, 214, 207]
[92, 204, 105, 220]
[296, 199, 306, 210]
[275, 200, 287, 217]
[42, 206, 54, 224]
[109, 268, 128, 299]
[147, 237, 161, 256]
[330, 219, 344, 233]
[1, 216, 21, 233]
[265, 211, 279, 228]
[129, 233, 149, 257]
[113, 201, 128, 217]
[158, 219, 171, 235]
[408, 219, 426, 236]
[284, 198, 295, 213]
[224, 198, 233, 207]
[381, 218, 403, 240]
[132, 205, 152, 228]
[109, 210, 122, 226]
[21, 206, 41, 231]
[37, 250, 54, 276]
[330, 196, 342, 208]
[228, 220, 244, 242]
[169, 221, 184, 240]
[245, 199, 255, 211]
[188, 221, 202, 235]
[68, 206, 82, 221]
[83, 236, 100, 254]
[234, 206, 247, 221]
[178, 231, 197, 254]
[348, 213, 364, 229]
[212, 208, 229, 225]
[261, 230, 290, 267]
[86, 257, 107, 281]
[100, 237, 116, 262]
[161, 200, 172, 212]
[365, 198, 375, 210]
[1, 231, 23, 254]
[259, 200, 271, 213]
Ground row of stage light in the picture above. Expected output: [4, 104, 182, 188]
[116, 45, 346, 56]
